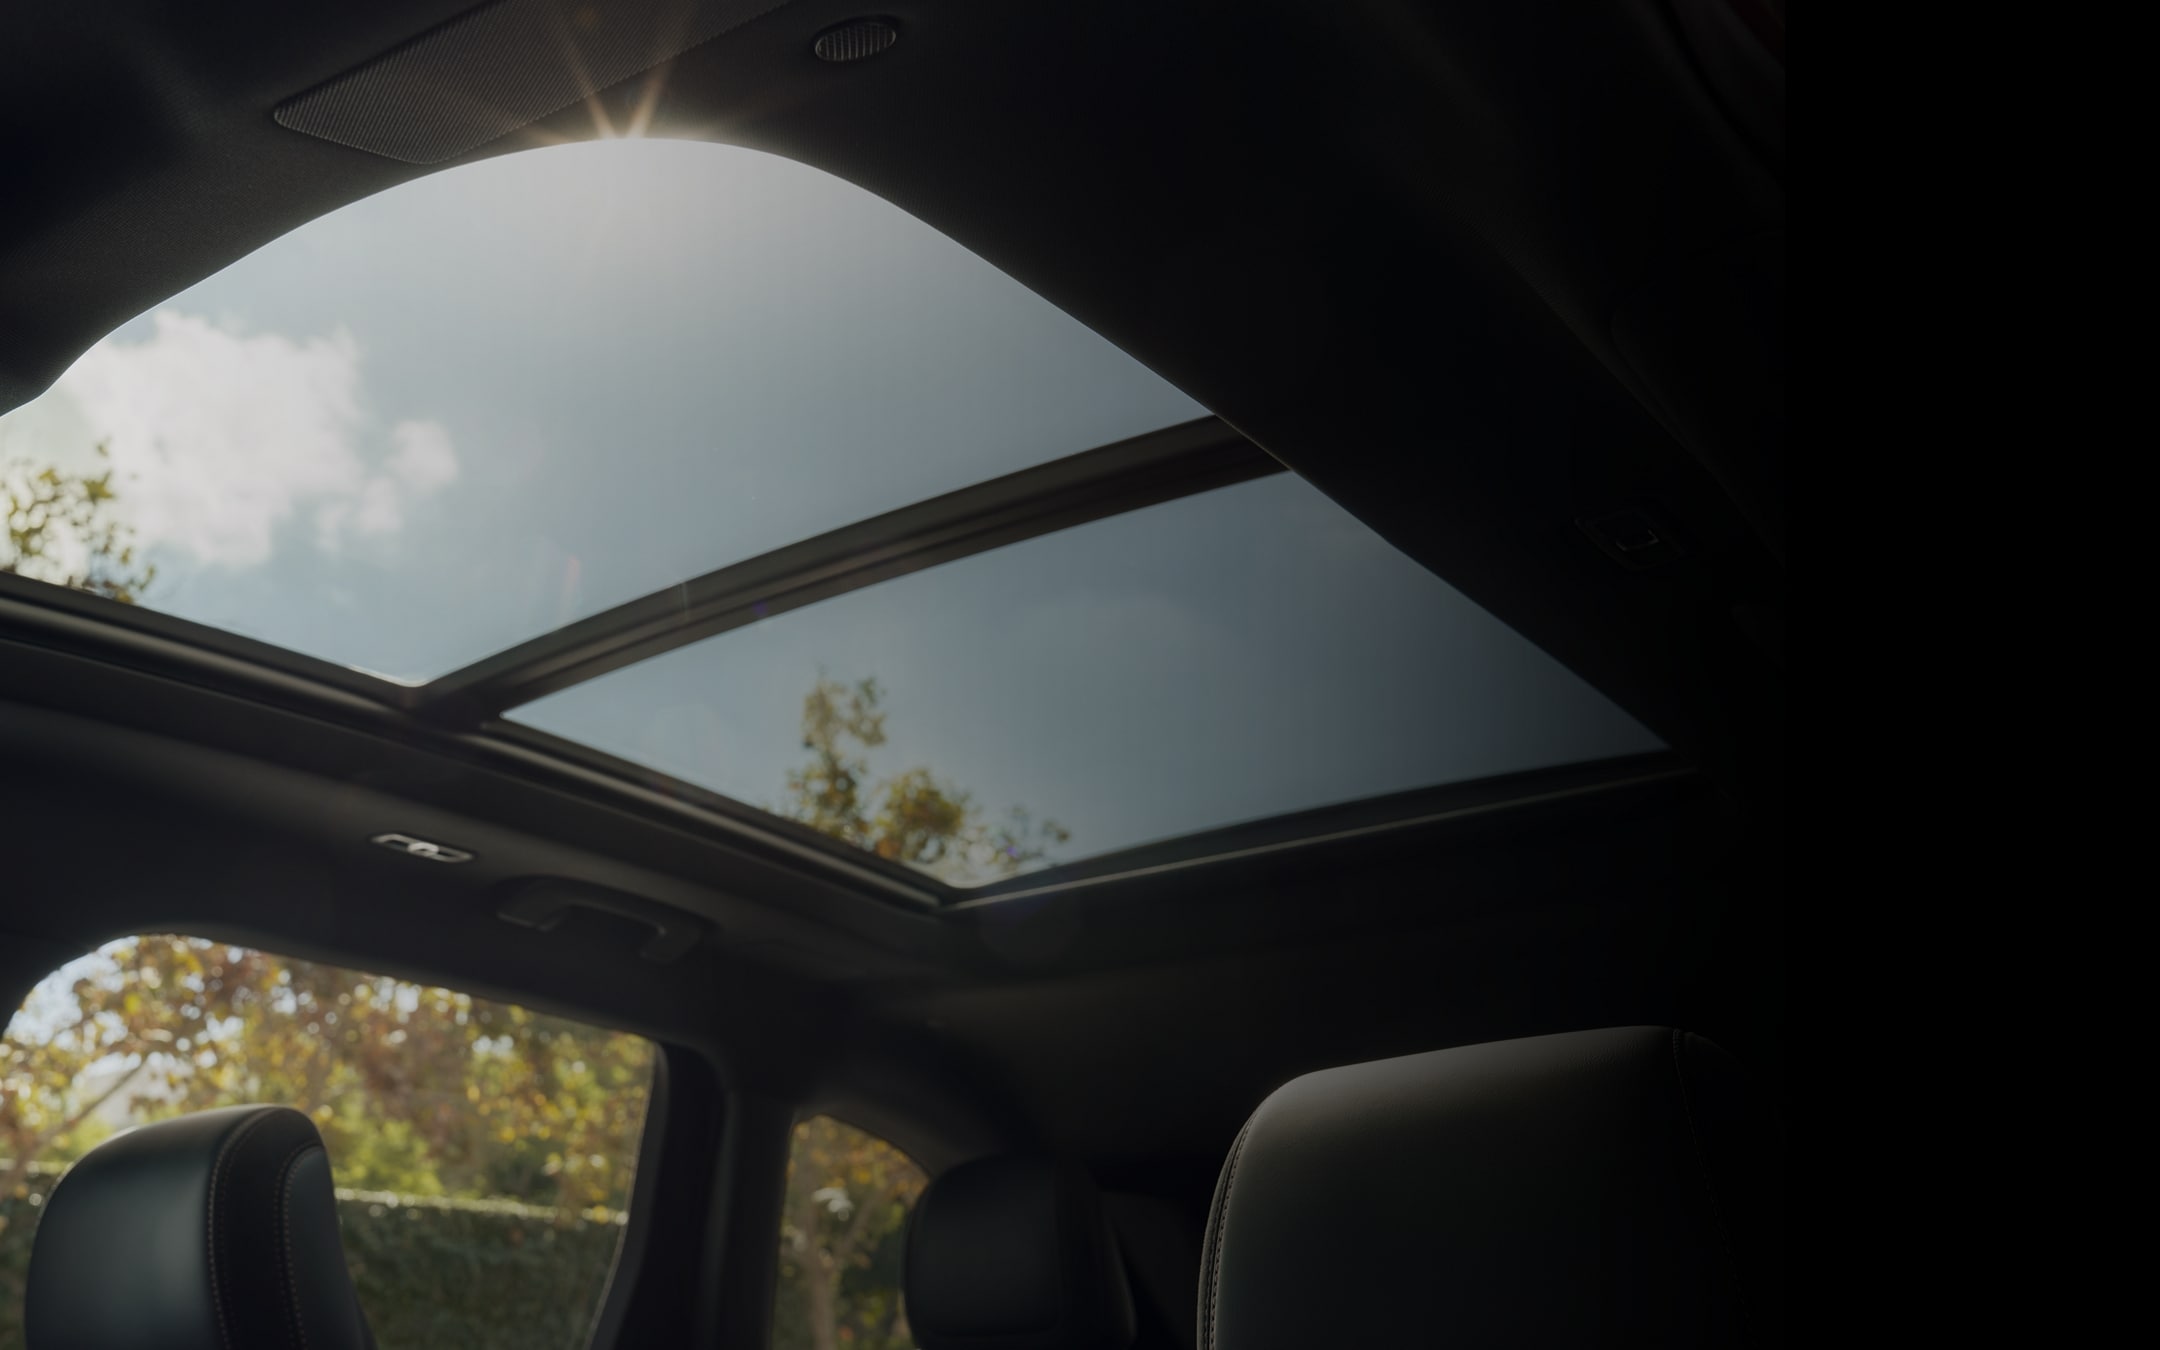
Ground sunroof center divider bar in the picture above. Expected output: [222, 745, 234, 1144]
[414, 418, 1279, 725]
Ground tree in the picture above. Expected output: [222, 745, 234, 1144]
[779, 676, 1070, 885]
[1, 444, 154, 603]
[774, 1116, 926, 1350]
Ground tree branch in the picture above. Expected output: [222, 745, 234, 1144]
[0, 1048, 146, 1200]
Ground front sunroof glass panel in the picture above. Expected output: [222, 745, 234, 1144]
[0, 139, 1203, 680]
[513, 474, 1664, 887]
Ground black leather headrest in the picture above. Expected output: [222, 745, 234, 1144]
[26, 1104, 376, 1350]
[904, 1154, 1137, 1350]
[1200, 1027, 1782, 1349]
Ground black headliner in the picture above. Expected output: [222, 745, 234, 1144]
[1, 0, 1784, 1180]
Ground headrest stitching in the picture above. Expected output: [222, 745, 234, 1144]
[205, 1109, 279, 1350]
[277, 1140, 327, 1350]
[1200, 1116, 1254, 1350]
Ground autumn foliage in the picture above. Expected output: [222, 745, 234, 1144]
[780, 676, 1070, 885]
[1, 445, 155, 604]
[775, 1116, 926, 1350]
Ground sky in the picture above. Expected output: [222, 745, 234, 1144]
[0, 138, 1659, 880]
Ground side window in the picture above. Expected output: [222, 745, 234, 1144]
[775, 1115, 928, 1350]
[0, 934, 656, 1350]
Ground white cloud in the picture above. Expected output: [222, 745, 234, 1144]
[353, 477, 406, 537]
[387, 420, 459, 494]
[23, 310, 459, 568]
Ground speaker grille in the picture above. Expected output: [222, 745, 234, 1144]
[275, 0, 798, 165]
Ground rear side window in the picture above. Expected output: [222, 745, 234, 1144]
[0, 934, 656, 1350]
[775, 1115, 928, 1350]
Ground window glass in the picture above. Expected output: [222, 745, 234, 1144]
[0, 935, 656, 1350]
[0, 139, 1203, 681]
[518, 473, 1664, 886]
[774, 1116, 927, 1350]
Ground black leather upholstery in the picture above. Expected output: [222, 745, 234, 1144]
[26, 1104, 377, 1350]
[904, 1154, 1137, 1350]
[1199, 1027, 1782, 1349]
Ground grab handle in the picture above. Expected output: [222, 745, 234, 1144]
[496, 878, 702, 963]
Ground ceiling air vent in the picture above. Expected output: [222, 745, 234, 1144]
[812, 17, 900, 63]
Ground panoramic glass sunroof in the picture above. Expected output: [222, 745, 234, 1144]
[0, 139, 1202, 680]
[0, 137, 1663, 893]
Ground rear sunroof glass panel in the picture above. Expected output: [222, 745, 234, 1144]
[0, 140, 1202, 680]
[512, 474, 1664, 887]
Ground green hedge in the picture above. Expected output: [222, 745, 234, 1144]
[2, 1179, 625, 1350]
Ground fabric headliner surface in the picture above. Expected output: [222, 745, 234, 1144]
[274, 0, 799, 163]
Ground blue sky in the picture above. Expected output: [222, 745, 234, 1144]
[0, 138, 1658, 880]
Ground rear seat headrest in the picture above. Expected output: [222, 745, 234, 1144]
[905, 1154, 1137, 1350]
[26, 1103, 376, 1350]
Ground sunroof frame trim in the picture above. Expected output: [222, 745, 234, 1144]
[0, 571, 423, 719]
[416, 416, 1274, 724]
[949, 752, 1692, 905]
[470, 715, 950, 905]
